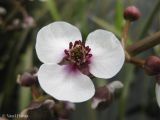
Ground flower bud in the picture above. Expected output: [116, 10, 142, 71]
[91, 85, 112, 110]
[0, 7, 7, 15]
[6, 19, 21, 31]
[17, 69, 38, 87]
[26, 99, 55, 120]
[91, 81, 123, 110]
[54, 101, 75, 120]
[107, 81, 124, 93]
[43, 99, 55, 110]
[64, 101, 75, 111]
[22, 16, 36, 28]
[144, 56, 160, 76]
[124, 6, 141, 21]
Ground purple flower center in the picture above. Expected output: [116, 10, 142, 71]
[64, 40, 92, 67]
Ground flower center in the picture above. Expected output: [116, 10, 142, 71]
[64, 40, 92, 67]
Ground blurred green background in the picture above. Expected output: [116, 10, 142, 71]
[0, 0, 160, 120]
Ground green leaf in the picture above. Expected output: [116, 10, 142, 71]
[115, 0, 124, 31]
[46, 0, 61, 20]
[90, 16, 121, 38]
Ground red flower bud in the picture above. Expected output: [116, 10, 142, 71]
[91, 81, 123, 110]
[54, 101, 75, 120]
[91, 86, 113, 110]
[25, 99, 55, 120]
[17, 72, 38, 87]
[22, 16, 36, 29]
[124, 6, 141, 21]
[144, 56, 160, 76]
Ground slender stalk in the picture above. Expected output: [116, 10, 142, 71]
[87, 102, 97, 120]
[127, 57, 145, 68]
[18, 44, 33, 111]
[127, 31, 160, 56]
[31, 85, 42, 100]
[121, 20, 132, 61]
[119, 65, 134, 120]
[119, 18, 133, 120]
[121, 20, 131, 49]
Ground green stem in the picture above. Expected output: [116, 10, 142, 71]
[127, 57, 145, 68]
[46, 0, 61, 20]
[119, 65, 134, 120]
[121, 20, 131, 49]
[127, 31, 160, 56]
[87, 102, 97, 120]
[18, 44, 33, 111]
[1, 29, 30, 111]
[115, 0, 124, 31]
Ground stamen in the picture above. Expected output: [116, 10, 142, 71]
[88, 54, 92, 58]
[86, 48, 91, 54]
[73, 41, 80, 47]
[64, 49, 69, 56]
[85, 46, 89, 50]
[64, 40, 92, 67]
[69, 42, 73, 49]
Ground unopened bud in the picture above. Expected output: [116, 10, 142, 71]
[144, 56, 160, 76]
[124, 6, 141, 21]
[64, 101, 75, 111]
[22, 16, 36, 28]
[107, 81, 123, 93]
[91, 86, 112, 110]
[0, 7, 7, 15]
[54, 101, 75, 120]
[6, 18, 20, 31]
[26, 99, 55, 120]
[17, 72, 37, 87]
[91, 81, 123, 110]
[43, 99, 55, 110]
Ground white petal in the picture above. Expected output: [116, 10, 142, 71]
[155, 83, 160, 107]
[86, 29, 125, 79]
[107, 81, 123, 93]
[36, 21, 82, 64]
[37, 64, 95, 102]
[91, 99, 105, 109]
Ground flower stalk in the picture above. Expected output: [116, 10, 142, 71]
[121, 20, 131, 49]
[121, 20, 132, 62]
[127, 31, 160, 56]
[127, 57, 145, 68]
[31, 85, 42, 100]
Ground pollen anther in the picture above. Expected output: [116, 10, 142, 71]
[64, 40, 92, 66]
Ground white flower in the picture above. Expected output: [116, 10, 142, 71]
[35, 21, 125, 102]
[155, 75, 160, 107]
[156, 83, 160, 107]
